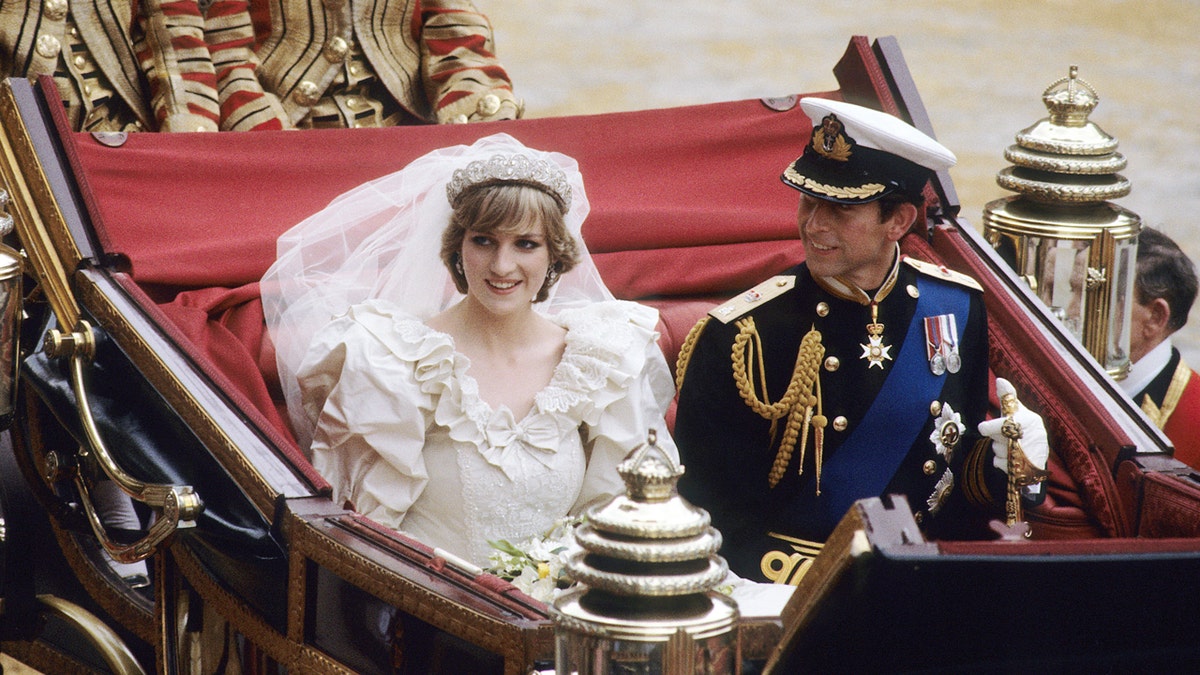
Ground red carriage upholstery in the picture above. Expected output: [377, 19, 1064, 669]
[45, 72, 1182, 543]
[58, 81, 818, 493]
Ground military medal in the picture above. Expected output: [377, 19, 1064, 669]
[929, 402, 965, 461]
[946, 342, 962, 374]
[925, 315, 946, 375]
[860, 304, 892, 369]
[926, 468, 954, 516]
[943, 313, 961, 373]
[924, 314, 960, 375]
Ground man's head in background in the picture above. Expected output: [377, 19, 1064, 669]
[1130, 227, 1199, 363]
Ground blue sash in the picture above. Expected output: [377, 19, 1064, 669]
[819, 276, 971, 525]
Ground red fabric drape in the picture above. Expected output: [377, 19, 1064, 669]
[71, 95, 822, 293]
[64, 94, 824, 469]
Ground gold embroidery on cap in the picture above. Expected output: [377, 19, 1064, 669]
[783, 166, 886, 200]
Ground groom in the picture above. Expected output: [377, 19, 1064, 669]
[673, 98, 1048, 583]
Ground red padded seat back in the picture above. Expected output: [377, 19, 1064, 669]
[60, 95, 821, 471]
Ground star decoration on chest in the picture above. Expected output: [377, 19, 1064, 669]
[860, 335, 893, 368]
[860, 322, 892, 369]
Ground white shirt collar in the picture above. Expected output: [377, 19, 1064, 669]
[1120, 337, 1174, 396]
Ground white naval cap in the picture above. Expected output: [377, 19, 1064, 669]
[782, 97, 957, 203]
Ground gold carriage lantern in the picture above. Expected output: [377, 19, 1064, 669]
[551, 430, 739, 674]
[982, 66, 1140, 378]
[0, 188, 23, 427]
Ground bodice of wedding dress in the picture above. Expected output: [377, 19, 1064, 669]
[297, 298, 679, 566]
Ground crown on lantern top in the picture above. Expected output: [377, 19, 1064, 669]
[1042, 65, 1099, 128]
[616, 429, 682, 502]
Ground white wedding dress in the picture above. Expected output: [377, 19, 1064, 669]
[297, 297, 679, 567]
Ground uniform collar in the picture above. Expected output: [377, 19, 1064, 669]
[812, 243, 901, 306]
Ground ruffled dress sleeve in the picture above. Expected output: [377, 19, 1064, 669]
[296, 299, 456, 529]
[553, 300, 680, 511]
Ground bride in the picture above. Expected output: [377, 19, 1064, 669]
[261, 133, 679, 568]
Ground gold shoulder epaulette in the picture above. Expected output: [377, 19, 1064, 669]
[708, 275, 796, 324]
[903, 257, 983, 292]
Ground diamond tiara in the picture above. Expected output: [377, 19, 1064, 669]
[446, 153, 572, 212]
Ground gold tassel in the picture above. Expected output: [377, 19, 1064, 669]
[734, 319, 824, 488]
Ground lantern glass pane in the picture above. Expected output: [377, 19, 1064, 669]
[1104, 237, 1135, 375]
[1030, 237, 1090, 340]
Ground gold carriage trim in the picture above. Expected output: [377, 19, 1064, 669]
[783, 166, 885, 200]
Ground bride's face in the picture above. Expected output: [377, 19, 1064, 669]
[460, 216, 552, 316]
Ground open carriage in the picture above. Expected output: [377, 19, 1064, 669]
[1, 35, 1199, 674]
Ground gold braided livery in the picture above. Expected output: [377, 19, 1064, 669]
[731, 318, 826, 488]
[782, 166, 885, 201]
[1141, 357, 1193, 428]
[674, 315, 711, 393]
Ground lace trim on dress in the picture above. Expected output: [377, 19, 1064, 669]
[353, 299, 661, 479]
[541, 301, 653, 423]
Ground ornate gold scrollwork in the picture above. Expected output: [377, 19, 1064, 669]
[1, 80, 203, 564]
[43, 321, 204, 563]
[36, 594, 147, 674]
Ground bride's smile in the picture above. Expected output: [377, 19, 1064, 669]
[462, 223, 551, 313]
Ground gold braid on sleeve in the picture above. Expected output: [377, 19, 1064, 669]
[961, 437, 996, 507]
[674, 315, 711, 393]
[731, 317, 826, 489]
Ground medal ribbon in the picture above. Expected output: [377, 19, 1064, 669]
[817, 275, 971, 528]
[925, 315, 941, 359]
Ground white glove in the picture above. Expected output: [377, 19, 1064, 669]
[977, 378, 1049, 495]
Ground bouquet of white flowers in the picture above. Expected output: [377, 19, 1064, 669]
[486, 516, 582, 603]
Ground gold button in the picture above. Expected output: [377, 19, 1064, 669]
[346, 97, 358, 108]
[923, 460, 938, 475]
[324, 36, 349, 62]
[929, 400, 942, 417]
[196, 126, 209, 132]
[82, 84, 91, 95]
[476, 93, 501, 116]
[907, 284, 920, 298]
[350, 65, 361, 76]
[293, 81, 321, 106]
[73, 55, 86, 68]
[35, 34, 61, 58]
[832, 416, 848, 432]
[816, 301, 829, 317]
[824, 356, 840, 372]
[776, 278, 788, 286]
[452, 113, 469, 124]
[914, 511, 925, 525]
[43, 0, 68, 20]
[69, 26, 78, 36]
